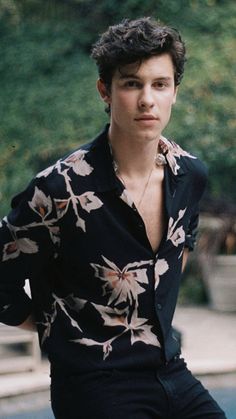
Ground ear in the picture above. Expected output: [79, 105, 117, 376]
[97, 79, 111, 104]
[172, 86, 178, 105]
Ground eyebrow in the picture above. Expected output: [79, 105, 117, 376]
[118, 74, 172, 82]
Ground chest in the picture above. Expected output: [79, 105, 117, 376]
[139, 177, 166, 254]
[122, 168, 166, 254]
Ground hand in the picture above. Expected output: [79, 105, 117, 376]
[18, 314, 37, 332]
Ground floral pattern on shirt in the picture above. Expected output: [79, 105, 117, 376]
[154, 258, 169, 290]
[1, 150, 103, 262]
[2, 237, 38, 262]
[159, 136, 196, 175]
[39, 293, 87, 345]
[0, 125, 207, 368]
[39, 256, 161, 360]
[74, 303, 161, 360]
[91, 256, 153, 305]
[167, 208, 187, 247]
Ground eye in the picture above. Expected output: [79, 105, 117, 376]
[124, 80, 141, 88]
[154, 81, 167, 89]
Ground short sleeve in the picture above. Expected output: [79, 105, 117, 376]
[184, 205, 199, 252]
[0, 178, 59, 326]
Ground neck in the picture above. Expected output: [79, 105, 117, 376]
[108, 125, 160, 178]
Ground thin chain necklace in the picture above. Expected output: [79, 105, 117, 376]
[117, 164, 154, 209]
[109, 141, 166, 210]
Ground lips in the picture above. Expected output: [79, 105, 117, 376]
[135, 115, 158, 121]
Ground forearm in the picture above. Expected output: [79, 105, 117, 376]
[182, 248, 189, 272]
[18, 313, 37, 332]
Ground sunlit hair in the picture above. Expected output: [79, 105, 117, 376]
[91, 17, 186, 93]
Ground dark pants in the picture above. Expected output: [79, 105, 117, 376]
[51, 357, 226, 419]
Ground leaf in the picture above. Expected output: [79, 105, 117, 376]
[129, 308, 161, 347]
[78, 192, 103, 213]
[169, 226, 186, 247]
[54, 198, 70, 218]
[36, 165, 55, 179]
[65, 150, 93, 176]
[17, 238, 38, 254]
[2, 241, 20, 261]
[91, 257, 151, 304]
[154, 258, 169, 290]
[52, 293, 83, 332]
[28, 186, 52, 219]
[92, 302, 128, 328]
[125, 259, 153, 271]
[119, 190, 134, 208]
[178, 208, 187, 220]
[101, 256, 120, 271]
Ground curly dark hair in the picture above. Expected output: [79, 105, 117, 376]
[91, 17, 186, 90]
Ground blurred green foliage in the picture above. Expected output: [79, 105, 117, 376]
[0, 0, 236, 217]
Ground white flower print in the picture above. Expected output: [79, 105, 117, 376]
[129, 308, 161, 347]
[2, 238, 38, 261]
[71, 302, 128, 360]
[165, 152, 181, 176]
[91, 256, 153, 305]
[154, 258, 169, 290]
[78, 192, 103, 213]
[159, 136, 196, 175]
[167, 208, 187, 247]
[119, 189, 134, 209]
[39, 294, 87, 344]
[74, 336, 115, 360]
[54, 199, 71, 219]
[91, 303, 128, 328]
[170, 225, 185, 246]
[1, 214, 59, 263]
[56, 163, 102, 232]
[36, 164, 55, 179]
[74, 304, 160, 360]
[64, 150, 93, 176]
[52, 293, 85, 332]
[48, 225, 60, 246]
[39, 310, 57, 345]
[29, 187, 52, 219]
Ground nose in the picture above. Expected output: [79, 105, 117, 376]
[138, 86, 155, 110]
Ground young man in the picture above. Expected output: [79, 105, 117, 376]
[0, 17, 226, 419]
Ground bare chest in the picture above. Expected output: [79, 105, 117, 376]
[138, 178, 166, 253]
[123, 168, 166, 254]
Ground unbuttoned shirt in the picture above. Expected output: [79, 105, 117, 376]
[0, 125, 207, 374]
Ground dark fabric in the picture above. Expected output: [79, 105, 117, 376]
[51, 357, 226, 419]
[0, 125, 208, 373]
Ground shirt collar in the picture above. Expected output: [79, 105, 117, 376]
[85, 125, 189, 193]
[85, 124, 121, 193]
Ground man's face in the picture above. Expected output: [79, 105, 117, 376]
[98, 54, 178, 143]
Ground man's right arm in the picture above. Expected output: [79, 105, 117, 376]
[0, 177, 57, 329]
[18, 313, 37, 332]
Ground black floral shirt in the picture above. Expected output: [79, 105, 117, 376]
[0, 125, 207, 374]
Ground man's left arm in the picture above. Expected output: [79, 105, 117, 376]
[182, 205, 200, 272]
[182, 248, 189, 272]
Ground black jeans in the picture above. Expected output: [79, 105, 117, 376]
[51, 357, 226, 419]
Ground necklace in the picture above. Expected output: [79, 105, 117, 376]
[109, 141, 166, 209]
[117, 164, 154, 209]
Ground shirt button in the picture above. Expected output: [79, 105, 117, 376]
[157, 303, 162, 310]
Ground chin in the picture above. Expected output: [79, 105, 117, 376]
[138, 129, 161, 141]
